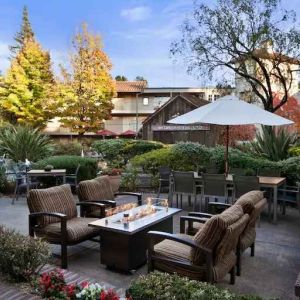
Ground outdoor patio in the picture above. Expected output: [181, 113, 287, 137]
[1, 193, 299, 299]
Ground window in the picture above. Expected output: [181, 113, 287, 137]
[143, 97, 149, 105]
[214, 94, 220, 101]
[208, 94, 213, 101]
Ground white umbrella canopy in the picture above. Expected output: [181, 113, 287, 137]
[168, 95, 294, 126]
[168, 95, 293, 174]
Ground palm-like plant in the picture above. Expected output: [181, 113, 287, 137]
[0, 125, 53, 162]
[251, 126, 297, 161]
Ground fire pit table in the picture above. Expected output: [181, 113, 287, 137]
[89, 200, 181, 272]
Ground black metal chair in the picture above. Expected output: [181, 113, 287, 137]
[66, 164, 80, 191]
[157, 166, 171, 198]
[202, 173, 228, 209]
[12, 170, 39, 205]
[278, 182, 300, 215]
[171, 171, 197, 210]
[233, 175, 260, 200]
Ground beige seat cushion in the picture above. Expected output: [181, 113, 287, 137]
[192, 205, 244, 264]
[39, 217, 100, 243]
[28, 184, 77, 226]
[240, 226, 256, 251]
[154, 234, 193, 262]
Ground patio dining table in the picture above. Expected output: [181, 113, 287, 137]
[170, 173, 285, 224]
[26, 169, 67, 193]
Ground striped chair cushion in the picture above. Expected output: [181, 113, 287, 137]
[215, 213, 249, 263]
[78, 176, 114, 202]
[240, 226, 256, 251]
[192, 205, 244, 265]
[212, 252, 236, 281]
[28, 184, 77, 227]
[38, 217, 100, 243]
[235, 190, 264, 215]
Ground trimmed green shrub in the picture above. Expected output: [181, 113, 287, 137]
[52, 142, 82, 156]
[0, 125, 53, 162]
[0, 225, 51, 282]
[92, 139, 164, 164]
[289, 146, 300, 157]
[122, 140, 164, 160]
[127, 272, 264, 300]
[34, 155, 98, 182]
[92, 139, 127, 162]
[132, 147, 174, 175]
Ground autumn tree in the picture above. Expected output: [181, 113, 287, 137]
[10, 6, 34, 55]
[58, 24, 115, 136]
[172, 0, 300, 112]
[0, 8, 57, 127]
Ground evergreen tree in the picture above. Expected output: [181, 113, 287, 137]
[10, 6, 34, 55]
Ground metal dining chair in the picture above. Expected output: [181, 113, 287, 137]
[157, 166, 171, 198]
[277, 182, 300, 215]
[66, 164, 81, 191]
[202, 173, 228, 209]
[233, 175, 260, 199]
[12, 170, 39, 204]
[171, 171, 197, 210]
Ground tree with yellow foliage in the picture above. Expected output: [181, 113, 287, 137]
[0, 7, 57, 128]
[58, 23, 115, 136]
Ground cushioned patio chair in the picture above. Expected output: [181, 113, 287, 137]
[233, 175, 259, 199]
[148, 205, 249, 284]
[28, 184, 103, 269]
[183, 191, 267, 276]
[171, 171, 197, 210]
[78, 176, 142, 218]
[157, 166, 171, 198]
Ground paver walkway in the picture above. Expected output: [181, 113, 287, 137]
[1, 194, 300, 299]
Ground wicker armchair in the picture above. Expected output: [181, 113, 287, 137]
[184, 190, 267, 276]
[148, 205, 249, 284]
[78, 176, 142, 218]
[28, 184, 103, 269]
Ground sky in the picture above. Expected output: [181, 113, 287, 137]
[0, 0, 299, 87]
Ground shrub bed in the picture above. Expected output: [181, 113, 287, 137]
[132, 142, 300, 184]
[52, 141, 82, 156]
[0, 225, 51, 282]
[127, 272, 263, 300]
[34, 155, 98, 182]
[92, 139, 164, 164]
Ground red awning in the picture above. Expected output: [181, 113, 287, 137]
[119, 130, 136, 136]
[97, 129, 117, 136]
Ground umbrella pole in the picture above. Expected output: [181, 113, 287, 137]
[225, 125, 229, 175]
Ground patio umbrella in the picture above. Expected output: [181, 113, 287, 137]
[168, 95, 293, 174]
[97, 129, 117, 139]
[119, 129, 136, 137]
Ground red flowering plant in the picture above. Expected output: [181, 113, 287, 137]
[100, 289, 120, 300]
[33, 269, 80, 299]
[102, 168, 122, 176]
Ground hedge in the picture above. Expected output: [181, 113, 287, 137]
[127, 272, 264, 300]
[34, 155, 98, 182]
[91, 139, 164, 163]
[132, 142, 300, 184]
[52, 141, 82, 156]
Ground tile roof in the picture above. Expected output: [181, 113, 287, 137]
[116, 81, 147, 93]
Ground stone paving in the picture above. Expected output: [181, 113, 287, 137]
[0, 194, 299, 299]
